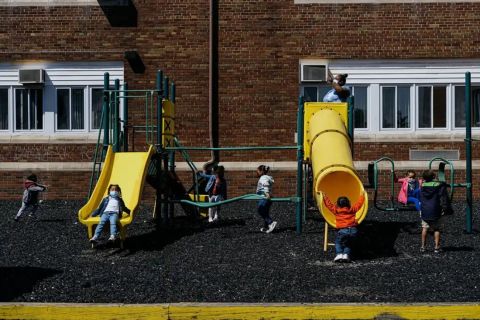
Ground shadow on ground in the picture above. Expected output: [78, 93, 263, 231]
[0, 266, 61, 301]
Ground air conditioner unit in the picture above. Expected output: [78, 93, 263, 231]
[19, 69, 45, 84]
[301, 64, 328, 82]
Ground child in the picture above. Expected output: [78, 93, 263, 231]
[419, 170, 453, 253]
[197, 165, 227, 223]
[14, 173, 47, 221]
[256, 165, 277, 233]
[90, 184, 130, 244]
[395, 170, 422, 211]
[322, 192, 365, 262]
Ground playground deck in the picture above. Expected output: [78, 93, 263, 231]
[1, 200, 479, 303]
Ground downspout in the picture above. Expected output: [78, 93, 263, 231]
[203, 0, 220, 171]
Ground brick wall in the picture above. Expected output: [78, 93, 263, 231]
[2, 1, 480, 200]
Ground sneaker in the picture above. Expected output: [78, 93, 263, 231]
[266, 221, 277, 234]
[260, 227, 268, 233]
[108, 235, 116, 242]
[434, 247, 442, 254]
[89, 236, 98, 244]
[208, 218, 214, 223]
[342, 254, 351, 263]
[14, 217, 19, 222]
[334, 254, 343, 262]
[420, 247, 426, 253]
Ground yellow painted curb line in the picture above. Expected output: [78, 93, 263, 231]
[1, 303, 480, 320]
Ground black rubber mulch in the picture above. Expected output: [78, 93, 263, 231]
[1, 199, 479, 303]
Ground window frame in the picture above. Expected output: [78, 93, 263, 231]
[55, 86, 87, 132]
[416, 84, 449, 131]
[0, 87, 10, 131]
[13, 87, 44, 132]
[380, 85, 413, 131]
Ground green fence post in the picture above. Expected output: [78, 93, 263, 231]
[123, 82, 128, 152]
[113, 79, 120, 152]
[465, 72, 473, 233]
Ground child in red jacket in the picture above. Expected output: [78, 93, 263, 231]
[323, 192, 365, 263]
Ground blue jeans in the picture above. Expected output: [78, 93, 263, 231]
[93, 211, 119, 238]
[335, 227, 358, 255]
[407, 188, 421, 211]
[257, 199, 273, 227]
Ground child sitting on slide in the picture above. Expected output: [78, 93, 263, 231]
[90, 184, 130, 245]
[322, 192, 365, 263]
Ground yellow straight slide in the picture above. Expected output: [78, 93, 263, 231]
[304, 103, 368, 228]
[78, 145, 154, 242]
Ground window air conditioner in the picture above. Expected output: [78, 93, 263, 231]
[19, 69, 45, 84]
[301, 64, 327, 82]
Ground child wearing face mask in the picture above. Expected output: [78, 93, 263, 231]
[90, 184, 130, 244]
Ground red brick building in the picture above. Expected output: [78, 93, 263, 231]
[1, 0, 480, 201]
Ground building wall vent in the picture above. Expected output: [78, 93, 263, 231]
[301, 64, 327, 82]
[19, 69, 45, 84]
[409, 149, 459, 161]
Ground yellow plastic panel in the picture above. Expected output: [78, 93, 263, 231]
[162, 100, 175, 148]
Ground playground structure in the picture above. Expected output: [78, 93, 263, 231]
[78, 70, 476, 248]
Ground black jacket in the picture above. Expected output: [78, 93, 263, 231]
[420, 181, 453, 221]
[91, 196, 130, 217]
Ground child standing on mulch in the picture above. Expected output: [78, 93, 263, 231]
[419, 170, 453, 253]
[14, 173, 47, 221]
[197, 165, 227, 223]
[90, 184, 130, 244]
[322, 192, 365, 263]
[256, 165, 277, 233]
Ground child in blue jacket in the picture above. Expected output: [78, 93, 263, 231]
[419, 170, 453, 253]
[197, 165, 227, 222]
[90, 184, 130, 244]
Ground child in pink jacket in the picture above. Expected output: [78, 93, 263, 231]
[395, 170, 422, 211]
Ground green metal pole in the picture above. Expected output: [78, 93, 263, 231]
[296, 96, 304, 234]
[123, 82, 128, 152]
[465, 72, 473, 233]
[164, 77, 169, 101]
[102, 72, 110, 153]
[156, 70, 163, 148]
[170, 82, 176, 104]
[114, 79, 120, 152]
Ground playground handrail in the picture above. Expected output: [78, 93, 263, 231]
[180, 193, 300, 208]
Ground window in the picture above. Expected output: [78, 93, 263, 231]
[15, 88, 43, 130]
[0, 89, 8, 130]
[454, 86, 480, 128]
[57, 88, 85, 130]
[352, 86, 367, 129]
[381, 86, 410, 129]
[91, 88, 104, 130]
[418, 86, 447, 129]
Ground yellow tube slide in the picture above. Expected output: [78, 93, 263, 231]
[308, 107, 368, 228]
[78, 145, 154, 241]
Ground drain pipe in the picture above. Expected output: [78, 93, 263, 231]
[203, 0, 220, 171]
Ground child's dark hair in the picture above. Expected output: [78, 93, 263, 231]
[337, 196, 350, 208]
[339, 74, 348, 82]
[406, 169, 416, 178]
[422, 170, 436, 182]
[108, 184, 122, 195]
[257, 165, 270, 175]
[215, 165, 225, 178]
[27, 174, 37, 182]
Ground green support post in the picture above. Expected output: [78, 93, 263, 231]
[162, 76, 170, 223]
[114, 79, 120, 152]
[155, 70, 164, 223]
[164, 77, 169, 101]
[170, 82, 176, 104]
[156, 70, 163, 148]
[465, 72, 473, 233]
[296, 96, 304, 234]
[123, 83, 128, 152]
[102, 73, 110, 152]
[168, 83, 176, 219]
